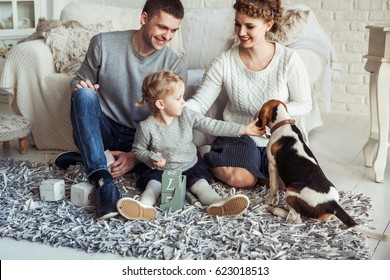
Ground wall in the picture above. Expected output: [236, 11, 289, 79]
[290, 0, 389, 115]
[49, 0, 390, 115]
[48, 0, 237, 17]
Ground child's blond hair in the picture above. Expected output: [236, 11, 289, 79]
[136, 70, 184, 115]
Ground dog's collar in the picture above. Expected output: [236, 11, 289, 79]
[270, 119, 296, 134]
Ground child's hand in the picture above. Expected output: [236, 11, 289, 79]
[151, 152, 166, 168]
[239, 118, 265, 136]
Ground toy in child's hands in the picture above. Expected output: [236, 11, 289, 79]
[160, 170, 186, 212]
[148, 151, 166, 168]
[148, 151, 163, 162]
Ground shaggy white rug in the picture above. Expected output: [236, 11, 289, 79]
[0, 158, 372, 260]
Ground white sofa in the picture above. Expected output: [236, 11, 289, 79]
[0, 2, 333, 151]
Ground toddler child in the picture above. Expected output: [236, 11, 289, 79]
[116, 70, 263, 220]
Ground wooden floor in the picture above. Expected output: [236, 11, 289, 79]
[308, 112, 390, 259]
[0, 103, 389, 259]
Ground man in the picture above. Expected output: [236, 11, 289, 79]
[55, 0, 187, 220]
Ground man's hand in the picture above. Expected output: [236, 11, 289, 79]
[109, 151, 139, 178]
[72, 79, 99, 92]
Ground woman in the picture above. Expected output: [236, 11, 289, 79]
[186, 0, 312, 188]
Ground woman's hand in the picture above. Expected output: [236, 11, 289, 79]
[239, 118, 266, 136]
[109, 151, 139, 178]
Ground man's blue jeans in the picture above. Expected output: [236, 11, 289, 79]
[70, 88, 136, 178]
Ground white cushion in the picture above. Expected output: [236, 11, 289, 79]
[60, 3, 141, 31]
[45, 22, 113, 75]
[181, 9, 235, 69]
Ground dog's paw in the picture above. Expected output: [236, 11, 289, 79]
[266, 195, 279, 206]
[286, 211, 302, 224]
[272, 207, 288, 219]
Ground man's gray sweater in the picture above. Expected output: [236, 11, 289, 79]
[71, 30, 187, 129]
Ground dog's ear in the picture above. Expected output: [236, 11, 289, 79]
[255, 110, 262, 127]
[281, 101, 288, 112]
[256, 107, 269, 129]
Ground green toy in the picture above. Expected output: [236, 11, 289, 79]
[160, 170, 186, 212]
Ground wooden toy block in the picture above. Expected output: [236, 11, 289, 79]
[186, 191, 198, 205]
[71, 182, 95, 207]
[148, 151, 163, 162]
[104, 150, 115, 170]
[160, 170, 186, 212]
[39, 179, 65, 201]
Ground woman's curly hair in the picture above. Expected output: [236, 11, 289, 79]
[233, 0, 283, 33]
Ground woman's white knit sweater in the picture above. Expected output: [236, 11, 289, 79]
[186, 42, 312, 147]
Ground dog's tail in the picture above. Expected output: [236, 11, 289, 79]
[330, 201, 390, 242]
[352, 225, 390, 242]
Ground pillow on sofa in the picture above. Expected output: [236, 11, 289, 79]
[181, 8, 236, 69]
[44, 21, 113, 75]
[266, 8, 310, 45]
[18, 17, 83, 44]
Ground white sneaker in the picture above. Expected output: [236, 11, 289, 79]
[116, 197, 157, 220]
[207, 194, 249, 217]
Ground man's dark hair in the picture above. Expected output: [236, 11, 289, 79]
[142, 0, 184, 19]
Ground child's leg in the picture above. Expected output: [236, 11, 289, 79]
[139, 179, 162, 206]
[189, 179, 222, 205]
[116, 180, 161, 220]
[189, 179, 250, 216]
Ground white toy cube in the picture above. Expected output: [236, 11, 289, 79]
[39, 179, 65, 201]
[71, 182, 95, 207]
[105, 150, 115, 167]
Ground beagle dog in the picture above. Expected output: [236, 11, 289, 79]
[256, 99, 389, 242]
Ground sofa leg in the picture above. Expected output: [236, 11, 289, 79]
[19, 137, 28, 154]
[2, 141, 10, 150]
